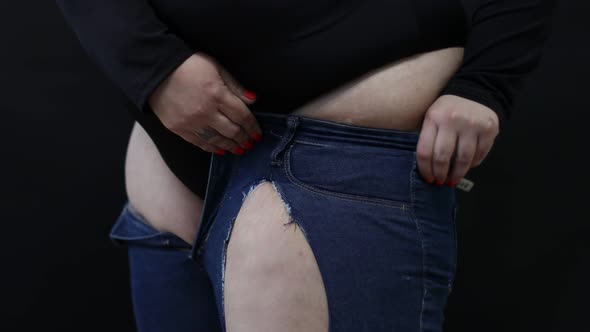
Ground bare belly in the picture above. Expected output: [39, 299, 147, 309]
[125, 47, 465, 244]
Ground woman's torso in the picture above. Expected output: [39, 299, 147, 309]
[126, 46, 464, 243]
[151, 0, 467, 115]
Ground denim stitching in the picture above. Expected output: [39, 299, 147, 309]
[409, 155, 427, 332]
[116, 203, 193, 250]
[270, 116, 300, 165]
[195, 194, 227, 255]
[268, 130, 334, 147]
[284, 143, 410, 211]
[449, 204, 458, 294]
[190, 154, 217, 259]
[195, 173, 234, 256]
[268, 129, 416, 151]
[220, 215, 238, 332]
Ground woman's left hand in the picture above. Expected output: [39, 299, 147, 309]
[416, 94, 500, 187]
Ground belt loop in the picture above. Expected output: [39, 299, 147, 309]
[270, 115, 300, 166]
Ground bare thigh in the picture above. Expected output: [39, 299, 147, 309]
[224, 181, 328, 332]
[124, 122, 204, 245]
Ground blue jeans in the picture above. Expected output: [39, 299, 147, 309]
[111, 111, 457, 332]
[110, 203, 221, 332]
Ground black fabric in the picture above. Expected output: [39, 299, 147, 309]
[55, 0, 556, 196]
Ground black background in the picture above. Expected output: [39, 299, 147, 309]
[1, 1, 588, 331]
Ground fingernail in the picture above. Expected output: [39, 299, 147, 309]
[243, 90, 257, 101]
[426, 178, 435, 184]
[251, 133, 262, 142]
[214, 149, 226, 156]
[242, 140, 253, 150]
[448, 181, 457, 188]
[232, 147, 245, 155]
[436, 180, 444, 186]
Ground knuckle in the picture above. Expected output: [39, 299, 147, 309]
[475, 149, 488, 160]
[205, 82, 223, 100]
[226, 126, 241, 139]
[455, 157, 470, 166]
[436, 111, 454, 126]
[416, 150, 431, 161]
[433, 152, 450, 163]
[433, 156, 449, 165]
[456, 151, 473, 164]
[482, 118, 498, 134]
[191, 104, 206, 117]
[445, 109, 464, 125]
[235, 111, 250, 125]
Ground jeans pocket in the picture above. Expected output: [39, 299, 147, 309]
[284, 141, 414, 209]
[109, 202, 192, 250]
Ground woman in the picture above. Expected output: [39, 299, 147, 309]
[56, 1, 555, 331]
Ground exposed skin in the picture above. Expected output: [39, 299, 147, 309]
[125, 47, 500, 330]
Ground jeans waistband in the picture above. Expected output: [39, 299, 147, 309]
[253, 111, 420, 151]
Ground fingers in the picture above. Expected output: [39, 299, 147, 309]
[193, 126, 245, 154]
[432, 128, 458, 185]
[447, 133, 477, 185]
[217, 89, 263, 141]
[177, 131, 218, 153]
[218, 66, 257, 105]
[471, 131, 495, 168]
[208, 110, 249, 141]
[416, 119, 437, 183]
[415, 95, 500, 187]
[178, 124, 245, 155]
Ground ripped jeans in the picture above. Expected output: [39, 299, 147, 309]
[110, 111, 458, 332]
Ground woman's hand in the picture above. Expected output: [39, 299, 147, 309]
[416, 94, 500, 187]
[148, 52, 262, 155]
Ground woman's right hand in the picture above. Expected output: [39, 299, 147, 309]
[147, 52, 262, 155]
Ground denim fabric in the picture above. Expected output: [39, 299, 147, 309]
[110, 202, 221, 332]
[191, 112, 458, 332]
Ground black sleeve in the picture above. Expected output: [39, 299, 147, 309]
[55, 0, 195, 113]
[440, 0, 556, 127]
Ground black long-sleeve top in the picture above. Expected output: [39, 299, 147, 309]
[56, 0, 555, 196]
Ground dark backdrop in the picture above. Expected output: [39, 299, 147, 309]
[1, 1, 587, 331]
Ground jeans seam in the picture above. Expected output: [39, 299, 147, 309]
[110, 203, 192, 250]
[194, 158, 237, 256]
[409, 154, 427, 332]
[450, 204, 458, 293]
[195, 187, 230, 256]
[284, 143, 410, 211]
[268, 130, 335, 147]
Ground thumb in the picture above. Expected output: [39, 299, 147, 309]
[218, 66, 257, 105]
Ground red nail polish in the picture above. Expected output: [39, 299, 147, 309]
[214, 149, 226, 156]
[243, 90, 257, 101]
[426, 178, 435, 184]
[251, 133, 262, 142]
[448, 181, 457, 188]
[436, 180, 444, 186]
[233, 147, 245, 155]
[242, 140, 253, 150]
